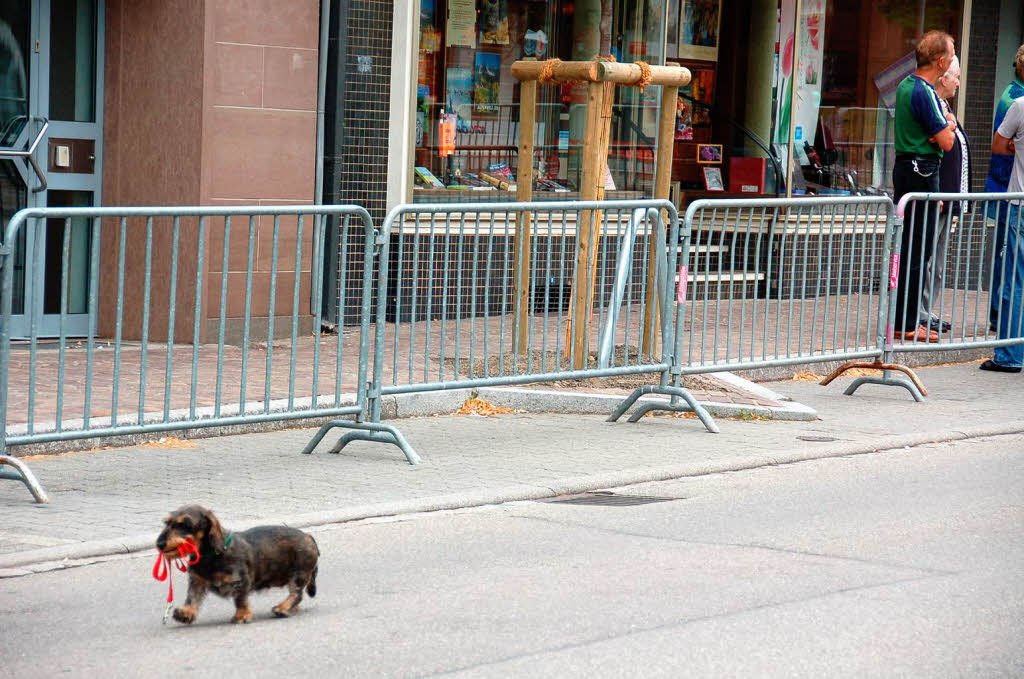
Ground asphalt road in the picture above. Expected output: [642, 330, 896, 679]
[2, 434, 1022, 678]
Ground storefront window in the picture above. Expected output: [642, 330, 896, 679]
[412, 0, 665, 202]
[782, 0, 961, 196]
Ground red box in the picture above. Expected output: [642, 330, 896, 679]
[728, 157, 767, 194]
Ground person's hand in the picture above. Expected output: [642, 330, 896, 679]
[1010, 140, 1017, 154]
[946, 112, 956, 130]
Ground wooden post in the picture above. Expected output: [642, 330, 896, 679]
[568, 80, 607, 369]
[513, 78, 537, 355]
[642, 82, 680, 356]
[509, 59, 690, 369]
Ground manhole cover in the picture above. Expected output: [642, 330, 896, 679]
[541, 491, 680, 506]
[797, 435, 837, 442]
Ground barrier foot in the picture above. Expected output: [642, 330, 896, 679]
[302, 419, 422, 465]
[608, 385, 719, 434]
[0, 455, 50, 503]
[845, 375, 926, 402]
[820, 360, 928, 398]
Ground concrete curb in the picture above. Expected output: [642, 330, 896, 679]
[2, 421, 1021, 572]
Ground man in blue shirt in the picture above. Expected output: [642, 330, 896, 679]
[892, 30, 956, 342]
[985, 45, 1024, 329]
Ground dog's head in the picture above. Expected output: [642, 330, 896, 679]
[156, 505, 227, 556]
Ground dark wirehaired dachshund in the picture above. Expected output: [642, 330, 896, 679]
[156, 505, 319, 624]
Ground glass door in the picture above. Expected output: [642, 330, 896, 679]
[1, 0, 35, 329]
[1, 0, 103, 338]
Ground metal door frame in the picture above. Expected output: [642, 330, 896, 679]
[4, 0, 104, 338]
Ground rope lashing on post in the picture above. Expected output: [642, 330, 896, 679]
[537, 58, 563, 84]
[633, 61, 653, 91]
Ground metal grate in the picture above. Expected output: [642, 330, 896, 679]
[323, 0, 394, 326]
[540, 491, 681, 506]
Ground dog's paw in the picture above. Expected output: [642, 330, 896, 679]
[172, 606, 197, 624]
[231, 607, 253, 624]
[271, 604, 297, 618]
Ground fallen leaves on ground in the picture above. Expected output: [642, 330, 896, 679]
[791, 368, 882, 381]
[455, 397, 523, 416]
[139, 436, 198, 449]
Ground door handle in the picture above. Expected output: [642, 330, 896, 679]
[0, 117, 49, 192]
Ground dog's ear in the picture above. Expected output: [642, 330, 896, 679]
[202, 508, 226, 554]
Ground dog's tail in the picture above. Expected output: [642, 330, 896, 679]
[307, 565, 318, 597]
[306, 534, 319, 598]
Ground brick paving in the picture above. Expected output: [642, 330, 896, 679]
[2, 287, 994, 430]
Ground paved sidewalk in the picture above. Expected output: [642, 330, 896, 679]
[1, 361, 1019, 571]
[5, 288, 993, 431]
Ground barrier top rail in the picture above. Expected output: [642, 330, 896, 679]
[381, 198, 678, 225]
[2, 204, 375, 244]
[895, 192, 1024, 217]
[684, 195, 894, 225]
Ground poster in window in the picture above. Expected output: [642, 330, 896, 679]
[697, 143, 723, 164]
[446, 67, 473, 131]
[479, 0, 509, 45]
[446, 0, 476, 48]
[473, 52, 501, 115]
[420, 0, 440, 51]
[702, 166, 724, 191]
[673, 61, 714, 139]
[678, 0, 722, 61]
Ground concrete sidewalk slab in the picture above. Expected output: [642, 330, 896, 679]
[0, 362, 1018, 571]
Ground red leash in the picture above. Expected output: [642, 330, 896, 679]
[152, 540, 200, 604]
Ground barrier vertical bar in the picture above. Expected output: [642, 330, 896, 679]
[264, 215, 281, 413]
[84, 217, 101, 428]
[190, 217, 206, 420]
[139, 217, 153, 424]
[163, 217, 180, 422]
[56, 219, 71, 431]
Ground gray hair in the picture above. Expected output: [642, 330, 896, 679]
[941, 55, 961, 82]
[1017, 44, 1024, 79]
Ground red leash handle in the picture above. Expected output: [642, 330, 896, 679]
[152, 540, 200, 603]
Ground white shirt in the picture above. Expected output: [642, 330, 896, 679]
[997, 97, 1024, 204]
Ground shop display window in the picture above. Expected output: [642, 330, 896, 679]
[783, 0, 960, 197]
[413, 0, 666, 202]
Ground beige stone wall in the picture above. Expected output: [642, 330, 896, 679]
[101, 0, 320, 343]
[202, 0, 319, 340]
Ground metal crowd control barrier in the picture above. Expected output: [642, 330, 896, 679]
[0, 204, 387, 502]
[664, 196, 934, 402]
[304, 199, 718, 460]
[673, 195, 891, 365]
[846, 191, 1024, 398]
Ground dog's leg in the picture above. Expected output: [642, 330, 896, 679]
[172, 578, 208, 625]
[231, 591, 254, 624]
[271, 576, 305, 617]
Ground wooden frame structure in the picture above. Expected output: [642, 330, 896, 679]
[510, 59, 691, 369]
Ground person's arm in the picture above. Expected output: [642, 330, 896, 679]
[995, 99, 1024, 156]
[992, 132, 1014, 155]
[929, 124, 955, 152]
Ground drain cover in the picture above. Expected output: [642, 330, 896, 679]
[542, 491, 680, 506]
[797, 435, 837, 442]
